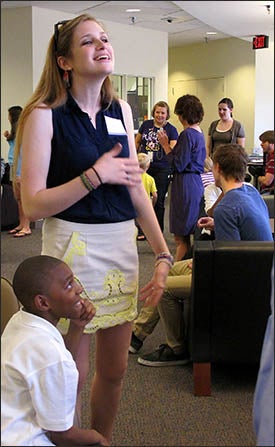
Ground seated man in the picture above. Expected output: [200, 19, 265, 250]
[257, 130, 274, 195]
[136, 144, 273, 367]
[130, 182, 222, 355]
[1, 255, 107, 446]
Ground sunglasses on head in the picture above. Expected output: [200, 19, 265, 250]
[54, 20, 70, 51]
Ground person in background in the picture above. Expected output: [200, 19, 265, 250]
[1, 255, 108, 447]
[1, 157, 8, 182]
[253, 258, 274, 447]
[136, 153, 158, 241]
[3, 105, 32, 238]
[135, 101, 178, 232]
[192, 155, 218, 242]
[257, 130, 274, 195]
[137, 143, 273, 367]
[158, 94, 206, 261]
[129, 166, 220, 355]
[200, 155, 215, 188]
[3, 105, 22, 179]
[206, 97, 245, 157]
[13, 14, 172, 444]
[197, 144, 273, 241]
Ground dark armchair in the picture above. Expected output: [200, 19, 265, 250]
[190, 240, 274, 396]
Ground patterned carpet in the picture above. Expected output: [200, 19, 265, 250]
[1, 210, 258, 446]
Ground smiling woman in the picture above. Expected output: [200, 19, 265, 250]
[11, 13, 172, 445]
[206, 97, 245, 157]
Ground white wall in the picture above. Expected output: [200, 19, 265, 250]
[1, 7, 33, 150]
[1, 7, 168, 160]
[168, 37, 274, 155]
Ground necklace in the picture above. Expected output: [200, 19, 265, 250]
[154, 120, 167, 128]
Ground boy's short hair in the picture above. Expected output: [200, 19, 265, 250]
[213, 144, 249, 182]
[138, 153, 151, 170]
[259, 130, 274, 144]
[13, 255, 64, 309]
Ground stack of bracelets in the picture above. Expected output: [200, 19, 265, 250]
[155, 252, 174, 269]
[80, 166, 103, 192]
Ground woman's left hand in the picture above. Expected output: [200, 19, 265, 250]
[93, 143, 143, 186]
[139, 262, 170, 307]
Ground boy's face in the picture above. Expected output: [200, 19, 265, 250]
[46, 263, 84, 320]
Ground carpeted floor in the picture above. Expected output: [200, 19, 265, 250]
[1, 205, 258, 446]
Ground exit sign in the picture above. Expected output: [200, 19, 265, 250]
[253, 35, 269, 49]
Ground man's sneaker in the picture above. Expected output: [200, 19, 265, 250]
[129, 333, 143, 354]
[137, 344, 190, 367]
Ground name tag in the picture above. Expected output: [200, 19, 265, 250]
[105, 116, 127, 135]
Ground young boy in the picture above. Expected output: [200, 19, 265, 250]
[136, 153, 158, 240]
[1, 255, 108, 446]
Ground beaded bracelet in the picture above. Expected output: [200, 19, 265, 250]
[80, 172, 94, 192]
[155, 252, 174, 265]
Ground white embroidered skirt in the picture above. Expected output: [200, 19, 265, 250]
[42, 217, 139, 333]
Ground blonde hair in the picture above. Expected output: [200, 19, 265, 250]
[138, 153, 150, 171]
[13, 14, 117, 184]
[204, 156, 213, 172]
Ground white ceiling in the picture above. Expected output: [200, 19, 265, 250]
[1, 1, 274, 47]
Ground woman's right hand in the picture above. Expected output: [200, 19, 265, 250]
[93, 143, 143, 186]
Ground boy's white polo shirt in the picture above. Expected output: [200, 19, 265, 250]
[1, 309, 79, 446]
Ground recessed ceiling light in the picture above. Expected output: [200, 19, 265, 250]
[126, 9, 141, 12]
[206, 32, 217, 35]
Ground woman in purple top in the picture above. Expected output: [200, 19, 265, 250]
[135, 101, 178, 232]
[158, 95, 206, 261]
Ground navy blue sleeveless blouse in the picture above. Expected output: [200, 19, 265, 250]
[48, 94, 136, 223]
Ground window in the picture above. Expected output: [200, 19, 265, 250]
[111, 75, 153, 131]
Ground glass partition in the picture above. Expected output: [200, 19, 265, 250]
[111, 74, 153, 131]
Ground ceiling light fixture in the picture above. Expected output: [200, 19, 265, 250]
[126, 9, 141, 13]
[206, 32, 217, 35]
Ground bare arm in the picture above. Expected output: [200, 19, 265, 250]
[152, 192, 158, 207]
[156, 130, 173, 154]
[64, 299, 95, 359]
[49, 425, 108, 446]
[237, 136, 245, 148]
[135, 132, 142, 151]
[206, 190, 224, 217]
[258, 172, 274, 187]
